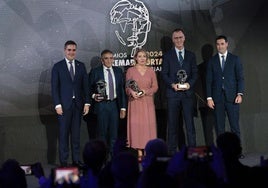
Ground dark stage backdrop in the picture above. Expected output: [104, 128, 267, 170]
[0, 0, 268, 164]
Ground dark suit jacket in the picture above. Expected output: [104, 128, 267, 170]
[51, 59, 89, 110]
[88, 66, 126, 113]
[161, 48, 198, 98]
[206, 52, 244, 103]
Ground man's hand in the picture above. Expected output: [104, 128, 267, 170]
[171, 83, 178, 91]
[56, 107, 63, 115]
[83, 105, 90, 116]
[94, 94, 104, 102]
[120, 110, 126, 119]
[207, 99, 215, 109]
[235, 95, 242, 104]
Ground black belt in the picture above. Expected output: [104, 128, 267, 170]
[105, 98, 117, 102]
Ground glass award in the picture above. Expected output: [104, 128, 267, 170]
[96, 80, 107, 100]
[126, 79, 144, 96]
[176, 69, 188, 89]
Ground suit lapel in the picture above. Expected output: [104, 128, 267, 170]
[112, 67, 118, 86]
[184, 50, 188, 64]
[62, 59, 73, 81]
[100, 67, 105, 80]
[215, 55, 222, 71]
[172, 49, 180, 65]
[74, 60, 78, 80]
[225, 53, 229, 68]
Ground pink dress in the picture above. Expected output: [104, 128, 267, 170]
[126, 66, 158, 149]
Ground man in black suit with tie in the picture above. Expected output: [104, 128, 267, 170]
[206, 35, 244, 138]
[161, 28, 198, 155]
[88, 49, 126, 155]
[51, 40, 90, 166]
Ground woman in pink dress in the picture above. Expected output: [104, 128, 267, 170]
[125, 49, 158, 158]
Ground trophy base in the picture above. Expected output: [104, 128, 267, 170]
[137, 91, 144, 96]
[96, 96, 107, 101]
[178, 84, 187, 89]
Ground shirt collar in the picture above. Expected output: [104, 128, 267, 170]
[175, 47, 185, 55]
[103, 65, 113, 71]
[65, 58, 74, 64]
[218, 51, 228, 58]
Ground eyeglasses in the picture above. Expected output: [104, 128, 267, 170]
[66, 49, 76, 52]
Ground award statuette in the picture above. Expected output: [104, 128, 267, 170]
[96, 80, 108, 100]
[126, 79, 144, 96]
[176, 69, 188, 89]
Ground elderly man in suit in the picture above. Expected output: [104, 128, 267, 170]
[88, 49, 126, 155]
[206, 35, 244, 138]
[161, 28, 198, 155]
[51, 40, 90, 167]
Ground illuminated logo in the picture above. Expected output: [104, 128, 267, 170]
[110, 0, 151, 57]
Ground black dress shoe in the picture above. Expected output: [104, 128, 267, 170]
[60, 162, 68, 167]
[72, 161, 84, 168]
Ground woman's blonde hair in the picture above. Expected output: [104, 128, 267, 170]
[133, 48, 149, 65]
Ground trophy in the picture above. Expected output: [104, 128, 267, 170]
[96, 80, 107, 100]
[176, 69, 188, 89]
[126, 79, 144, 96]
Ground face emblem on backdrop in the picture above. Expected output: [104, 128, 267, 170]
[110, 0, 151, 57]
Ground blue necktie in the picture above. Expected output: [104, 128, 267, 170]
[178, 51, 183, 66]
[69, 61, 74, 80]
[221, 55, 225, 70]
[107, 69, 114, 100]
[69, 61, 75, 97]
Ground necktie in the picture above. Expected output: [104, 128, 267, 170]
[221, 56, 225, 89]
[107, 69, 114, 100]
[69, 61, 74, 80]
[221, 55, 225, 70]
[178, 51, 183, 66]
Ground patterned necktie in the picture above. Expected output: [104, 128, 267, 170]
[69, 61, 74, 80]
[221, 55, 225, 70]
[178, 51, 183, 66]
[107, 69, 114, 100]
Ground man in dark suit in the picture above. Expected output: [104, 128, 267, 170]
[88, 49, 126, 155]
[206, 35, 244, 138]
[161, 28, 198, 155]
[51, 40, 90, 166]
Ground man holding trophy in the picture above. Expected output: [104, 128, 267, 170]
[88, 49, 126, 155]
[161, 28, 198, 155]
